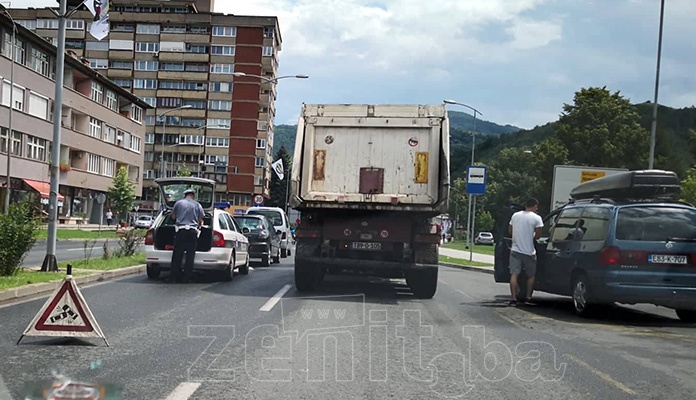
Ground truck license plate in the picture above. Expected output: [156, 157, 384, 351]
[352, 242, 381, 251]
[648, 254, 687, 264]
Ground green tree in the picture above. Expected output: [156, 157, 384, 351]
[267, 146, 292, 208]
[0, 202, 40, 276]
[555, 87, 649, 170]
[475, 210, 495, 233]
[176, 165, 192, 177]
[681, 167, 696, 205]
[107, 166, 136, 222]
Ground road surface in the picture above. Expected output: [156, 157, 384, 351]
[0, 258, 694, 399]
[23, 240, 124, 268]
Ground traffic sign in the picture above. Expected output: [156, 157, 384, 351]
[466, 165, 487, 195]
[253, 195, 264, 205]
[18, 275, 108, 346]
[96, 193, 106, 204]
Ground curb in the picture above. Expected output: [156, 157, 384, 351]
[440, 262, 494, 275]
[0, 264, 146, 306]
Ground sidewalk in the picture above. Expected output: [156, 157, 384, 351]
[440, 247, 494, 264]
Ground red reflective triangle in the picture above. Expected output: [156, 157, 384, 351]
[34, 280, 95, 333]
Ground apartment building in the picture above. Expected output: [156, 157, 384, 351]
[12, 0, 283, 212]
[0, 13, 149, 224]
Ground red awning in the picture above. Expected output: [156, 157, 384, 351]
[23, 179, 65, 201]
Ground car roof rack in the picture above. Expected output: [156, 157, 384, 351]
[569, 169, 680, 202]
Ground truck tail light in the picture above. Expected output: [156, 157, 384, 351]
[212, 230, 225, 247]
[144, 228, 154, 245]
[599, 246, 621, 265]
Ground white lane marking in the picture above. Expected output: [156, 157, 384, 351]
[164, 382, 201, 400]
[259, 284, 291, 312]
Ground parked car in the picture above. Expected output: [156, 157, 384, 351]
[245, 207, 292, 258]
[494, 170, 696, 321]
[133, 215, 154, 229]
[144, 177, 250, 281]
[233, 215, 281, 267]
[475, 232, 494, 245]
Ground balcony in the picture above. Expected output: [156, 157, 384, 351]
[158, 51, 208, 63]
[107, 69, 133, 79]
[109, 50, 135, 60]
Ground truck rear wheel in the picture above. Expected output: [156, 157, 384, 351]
[406, 268, 438, 299]
[295, 262, 322, 292]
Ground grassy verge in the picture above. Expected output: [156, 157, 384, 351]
[442, 241, 495, 255]
[0, 270, 89, 291]
[439, 255, 493, 267]
[35, 229, 119, 240]
[59, 253, 146, 271]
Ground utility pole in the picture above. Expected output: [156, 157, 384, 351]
[0, 4, 16, 214]
[648, 0, 665, 169]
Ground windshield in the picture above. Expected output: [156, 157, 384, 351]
[247, 210, 283, 226]
[616, 206, 696, 241]
[235, 217, 264, 230]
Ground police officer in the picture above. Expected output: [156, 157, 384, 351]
[170, 188, 205, 283]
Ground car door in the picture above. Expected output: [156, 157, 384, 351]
[544, 206, 584, 294]
[266, 218, 281, 253]
[224, 213, 249, 264]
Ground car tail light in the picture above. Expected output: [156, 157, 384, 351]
[212, 230, 225, 247]
[599, 246, 621, 265]
[144, 228, 154, 245]
[282, 231, 287, 239]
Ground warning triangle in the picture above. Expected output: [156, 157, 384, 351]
[18, 276, 108, 346]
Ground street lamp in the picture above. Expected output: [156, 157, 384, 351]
[232, 72, 309, 212]
[158, 105, 192, 178]
[648, 0, 666, 169]
[0, 4, 16, 214]
[443, 99, 483, 261]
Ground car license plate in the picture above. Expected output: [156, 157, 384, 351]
[648, 254, 687, 264]
[352, 242, 381, 251]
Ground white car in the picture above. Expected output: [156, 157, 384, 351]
[133, 215, 154, 229]
[144, 177, 250, 281]
[245, 206, 292, 258]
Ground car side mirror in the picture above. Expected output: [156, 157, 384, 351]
[242, 227, 250, 234]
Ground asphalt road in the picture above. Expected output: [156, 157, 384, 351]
[0, 258, 695, 399]
[22, 239, 124, 268]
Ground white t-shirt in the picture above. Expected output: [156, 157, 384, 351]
[509, 210, 544, 256]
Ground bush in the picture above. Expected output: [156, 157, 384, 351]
[0, 202, 41, 276]
[114, 229, 144, 258]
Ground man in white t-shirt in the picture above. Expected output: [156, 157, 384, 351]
[508, 198, 544, 306]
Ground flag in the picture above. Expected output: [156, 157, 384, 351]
[83, 0, 110, 41]
[272, 158, 285, 180]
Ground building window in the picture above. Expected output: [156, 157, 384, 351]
[3, 34, 24, 63]
[66, 20, 84, 30]
[212, 26, 237, 37]
[112, 79, 131, 88]
[179, 135, 204, 145]
[30, 47, 50, 77]
[130, 135, 142, 153]
[65, 40, 84, 50]
[206, 119, 231, 129]
[157, 97, 182, 108]
[182, 99, 205, 109]
[255, 157, 265, 168]
[141, 97, 156, 108]
[211, 45, 235, 56]
[26, 135, 46, 161]
[28, 92, 49, 120]
[109, 40, 133, 50]
[136, 24, 160, 34]
[145, 133, 154, 144]
[90, 58, 108, 69]
[143, 169, 155, 180]
[106, 90, 118, 110]
[134, 60, 158, 71]
[209, 82, 232, 93]
[181, 118, 205, 127]
[186, 44, 207, 53]
[162, 25, 186, 33]
[102, 158, 116, 177]
[144, 152, 154, 162]
[254, 175, 263, 185]
[208, 100, 232, 111]
[133, 79, 157, 89]
[264, 26, 274, 38]
[90, 81, 103, 103]
[205, 155, 228, 165]
[135, 42, 159, 53]
[89, 117, 102, 139]
[0, 128, 21, 156]
[256, 139, 266, 149]
[159, 80, 184, 90]
[88, 153, 100, 173]
[104, 125, 116, 143]
[86, 41, 109, 51]
[111, 23, 134, 32]
[16, 20, 38, 30]
[2, 81, 24, 111]
[262, 46, 273, 57]
[160, 62, 184, 71]
[210, 64, 234, 74]
[160, 41, 184, 52]
[110, 60, 133, 70]
[185, 63, 208, 72]
[206, 137, 229, 147]
[131, 105, 143, 123]
[183, 81, 207, 91]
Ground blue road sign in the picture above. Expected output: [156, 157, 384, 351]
[466, 165, 487, 195]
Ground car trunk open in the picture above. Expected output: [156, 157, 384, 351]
[154, 212, 214, 252]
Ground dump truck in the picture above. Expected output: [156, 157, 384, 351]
[289, 104, 450, 298]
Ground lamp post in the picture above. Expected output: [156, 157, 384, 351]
[231, 72, 308, 212]
[0, 4, 16, 214]
[648, 0, 666, 170]
[158, 105, 192, 178]
[443, 99, 482, 261]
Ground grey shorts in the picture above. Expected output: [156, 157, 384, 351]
[509, 251, 537, 277]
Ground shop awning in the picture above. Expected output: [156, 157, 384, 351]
[23, 179, 65, 201]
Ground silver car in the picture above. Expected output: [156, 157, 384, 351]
[475, 232, 494, 245]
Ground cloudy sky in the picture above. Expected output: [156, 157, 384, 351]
[19, 0, 696, 129]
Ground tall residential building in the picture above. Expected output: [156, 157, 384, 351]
[0, 12, 149, 224]
[11, 0, 282, 212]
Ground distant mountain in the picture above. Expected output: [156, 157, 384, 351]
[271, 110, 521, 158]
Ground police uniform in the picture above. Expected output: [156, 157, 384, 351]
[170, 189, 205, 283]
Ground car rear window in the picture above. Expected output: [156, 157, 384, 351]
[247, 210, 283, 226]
[616, 206, 696, 241]
[236, 217, 263, 230]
